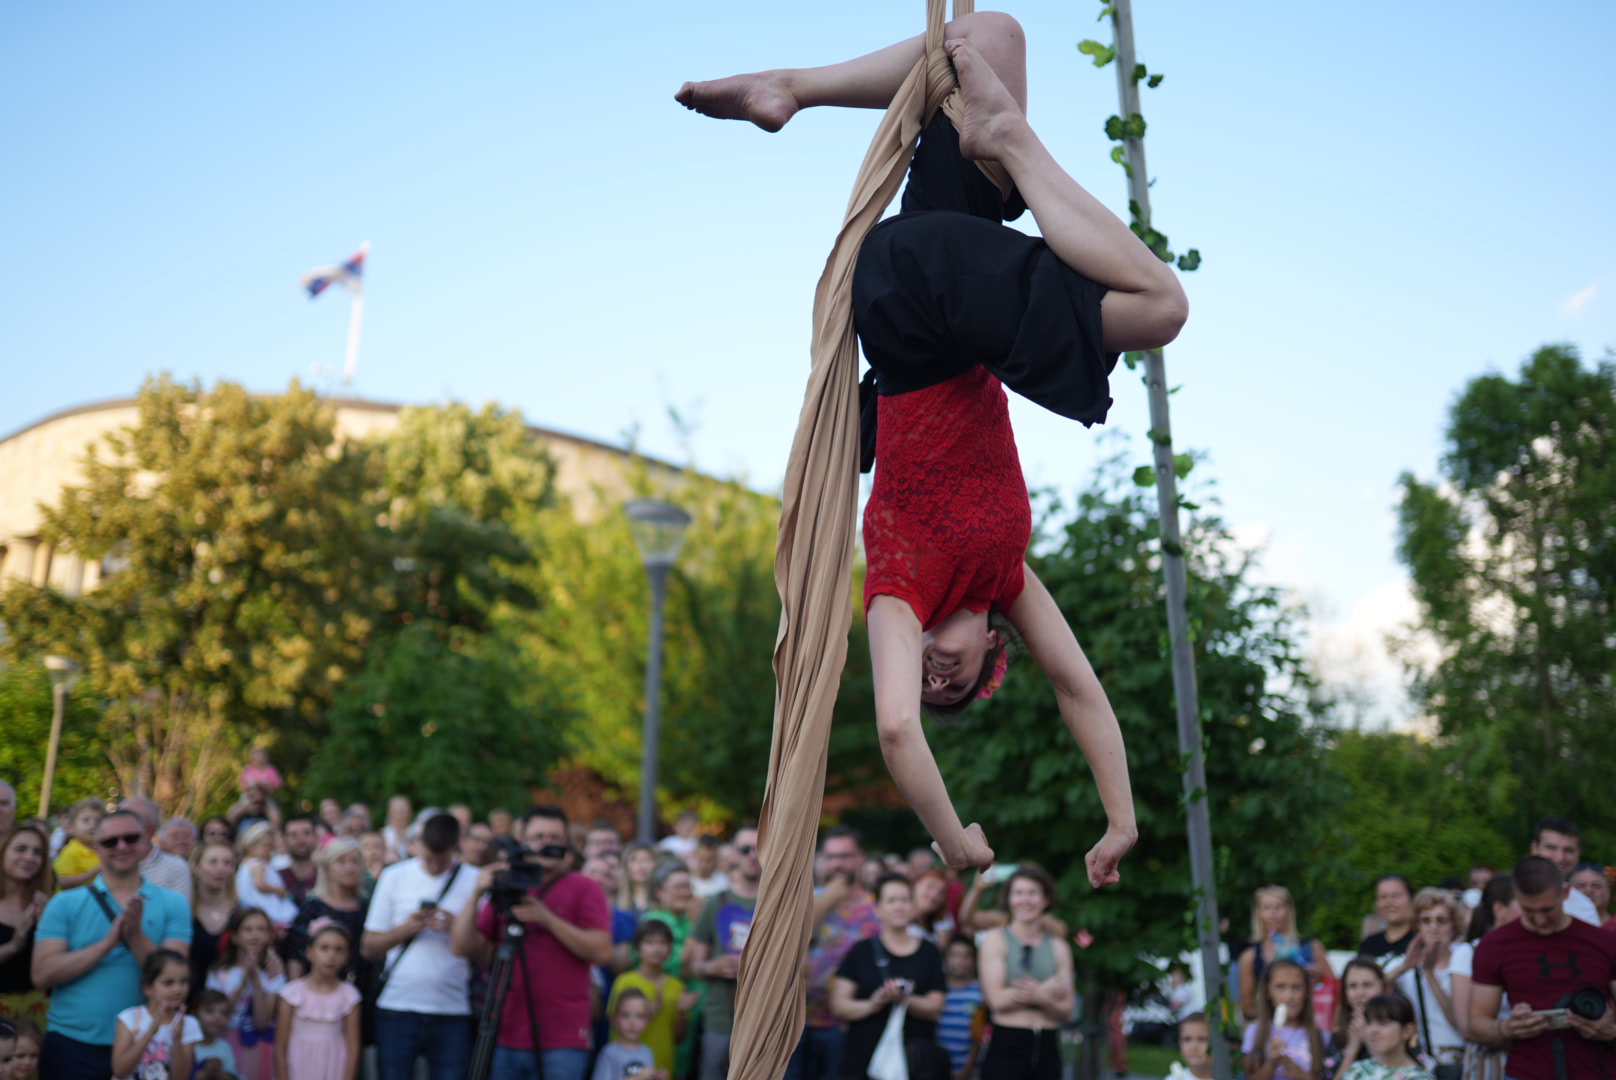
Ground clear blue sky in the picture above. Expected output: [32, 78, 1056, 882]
[4, 1, 1613, 721]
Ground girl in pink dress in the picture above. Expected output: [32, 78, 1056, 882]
[274, 923, 362, 1080]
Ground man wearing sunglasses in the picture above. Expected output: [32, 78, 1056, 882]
[686, 825, 763, 1080]
[31, 808, 191, 1080]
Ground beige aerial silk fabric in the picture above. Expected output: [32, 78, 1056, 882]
[726, 1, 1010, 1077]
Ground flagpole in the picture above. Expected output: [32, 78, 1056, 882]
[342, 241, 370, 390]
[342, 288, 365, 389]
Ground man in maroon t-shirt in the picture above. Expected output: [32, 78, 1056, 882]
[451, 805, 612, 1080]
[1470, 856, 1616, 1080]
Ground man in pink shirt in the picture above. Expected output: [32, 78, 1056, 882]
[452, 805, 612, 1080]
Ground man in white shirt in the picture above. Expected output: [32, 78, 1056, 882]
[121, 797, 192, 903]
[1530, 817, 1602, 926]
[362, 812, 478, 1080]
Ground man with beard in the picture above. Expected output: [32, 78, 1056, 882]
[686, 824, 763, 1080]
[453, 805, 612, 1080]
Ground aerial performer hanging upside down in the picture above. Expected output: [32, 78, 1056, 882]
[678, 11, 1185, 890]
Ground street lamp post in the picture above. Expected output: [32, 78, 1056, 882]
[40, 655, 81, 820]
[624, 499, 691, 845]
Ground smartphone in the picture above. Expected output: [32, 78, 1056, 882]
[1538, 1008, 1573, 1030]
[419, 899, 439, 911]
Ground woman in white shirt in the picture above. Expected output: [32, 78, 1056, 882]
[1387, 888, 1467, 1074]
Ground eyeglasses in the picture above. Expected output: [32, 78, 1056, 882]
[737, 846, 758, 856]
[1021, 943, 1034, 969]
[99, 833, 143, 850]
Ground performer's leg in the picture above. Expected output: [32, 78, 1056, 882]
[947, 39, 1189, 353]
[676, 11, 1026, 132]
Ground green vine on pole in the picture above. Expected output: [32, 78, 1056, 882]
[1079, 8, 1201, 282]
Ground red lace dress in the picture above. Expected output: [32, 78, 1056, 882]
[863, 366, 1031, 629]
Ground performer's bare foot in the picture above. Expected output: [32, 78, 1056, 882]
[946, 38, 1029, 161]
[675, 71, 800, 133]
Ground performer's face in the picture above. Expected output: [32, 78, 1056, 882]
[920, 609, 996, 706]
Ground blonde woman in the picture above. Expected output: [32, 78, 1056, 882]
[1387, 888, 1466, 1075]
[190, 840, 241, 994]
[1238, 885, 1333, 1020]
[285, 837, 370, 983]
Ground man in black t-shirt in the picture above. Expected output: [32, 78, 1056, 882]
[830, 873, 949, 1080]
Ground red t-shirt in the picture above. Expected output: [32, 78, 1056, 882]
[475, 872, 610, 1050]
[863, 368, 1031, 628]
[1471, 916, 1616, 1080]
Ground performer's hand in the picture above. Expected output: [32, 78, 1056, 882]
[1084, 825, 1136, 888]
[933, 823, 993, 872]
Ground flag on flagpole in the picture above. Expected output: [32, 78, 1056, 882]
[300, 243, 368, 298]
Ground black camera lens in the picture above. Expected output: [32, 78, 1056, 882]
[1566, 987, 1608, 1020]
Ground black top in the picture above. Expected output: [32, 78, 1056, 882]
[1358, 926, 1414, 962]
[190, 914, 230, 996]
[835, 936, 947, 1080]
[283, 896, 371, 983]
[0, 920, 34, 993]
[852, 112, 1114, 474]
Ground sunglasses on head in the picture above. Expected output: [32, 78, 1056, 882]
[737, 845, 757, 856]
[99, 832, 143, 850]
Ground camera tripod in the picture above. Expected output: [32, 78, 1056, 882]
[467, 903, 545, 1080]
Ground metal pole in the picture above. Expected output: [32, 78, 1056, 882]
[1108, 2, 1231, 1075]
[40, 683, 66, 820]
[638, 561, 671, 844]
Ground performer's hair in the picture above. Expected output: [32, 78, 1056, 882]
[925, 613, 1020, 721]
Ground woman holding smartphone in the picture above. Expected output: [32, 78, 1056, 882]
[831, 873, 948, 1079]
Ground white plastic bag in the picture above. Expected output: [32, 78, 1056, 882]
[867, 1001, 909, 1080]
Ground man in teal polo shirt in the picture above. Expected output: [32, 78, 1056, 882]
[32, 808, 191, 1080]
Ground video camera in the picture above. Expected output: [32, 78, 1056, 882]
[488, 835, 570, 906]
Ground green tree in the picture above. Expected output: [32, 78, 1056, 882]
[306, 622, 568, 811]
[1304, 728, 1516, 945]
[0, 375, 382, 815]
[503, 460, 874, 825]
[302, 402, 567, 808]
[931, 461, 1343, 991]
[1396, 343, 1616, 841]
[0, 661, 113, 813]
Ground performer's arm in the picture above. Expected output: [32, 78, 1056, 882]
[868, 596, 993, 871]
[1006, 566, 1137, 887]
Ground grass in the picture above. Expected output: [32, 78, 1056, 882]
[1125, 1040, 1183, 1078]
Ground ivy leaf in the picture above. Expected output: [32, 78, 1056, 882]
[1078, 40, 1116, 68]
[1095, 5, 1117, 22]
[1173, 453, 1195, 480]
[1177, 249, 1202, 272]
[1148, 73, 1164, 88]
[1109, 145, 1132, 177]
[1125, 351, 1150, 371]
[1132, 465, 1157, 488]
[1123, 113, 1148, 139]
[1104, 114, 1125, 140]
[1133, 63, 1147, 84]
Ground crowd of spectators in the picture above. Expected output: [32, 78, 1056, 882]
[0, 763, 1614, 1080]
